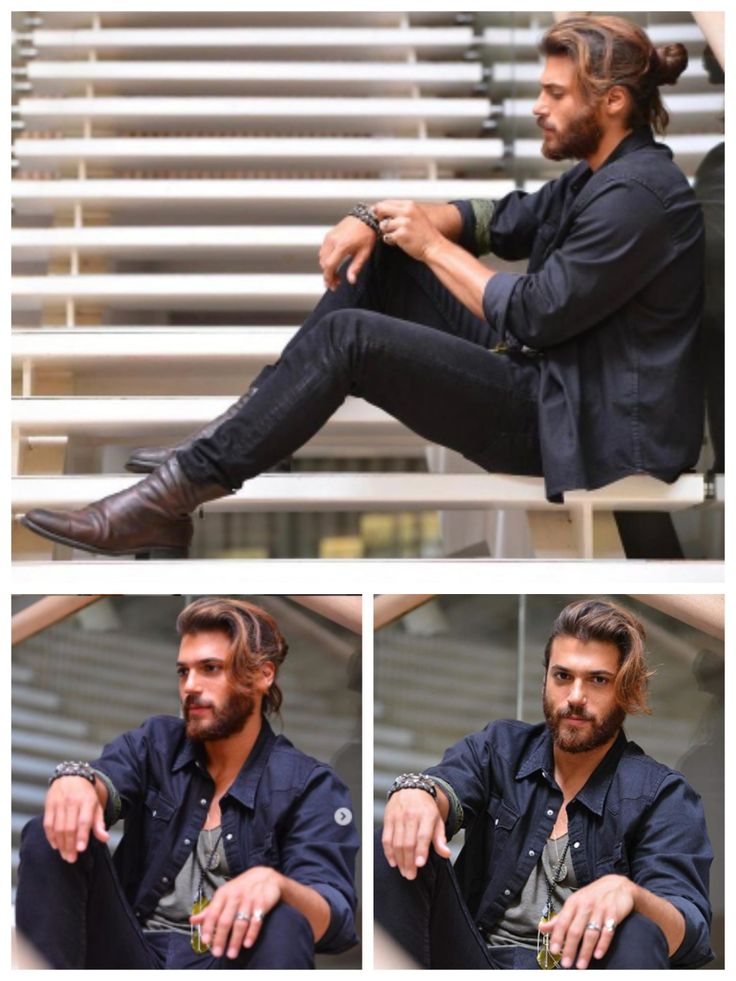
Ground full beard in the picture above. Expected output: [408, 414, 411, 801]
[543, 693, 625, 754]
[540, 105, 604, 161]
[184, 690, 256, 742]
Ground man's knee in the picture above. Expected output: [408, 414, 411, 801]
[19, 815, 54, 868]
[244, 902, 314, 969]
[601, 911, 669, 969]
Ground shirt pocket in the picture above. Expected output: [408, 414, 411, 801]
[143, 788, 176, 848]
[486, 795, 519, 861]
[594, 840, 630, 878]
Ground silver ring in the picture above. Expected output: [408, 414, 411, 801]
[586, 921, 601, 932]
[252, 908, 265, 922]
[235, 911, 250, 922]
[382, 232, 394, 245]
[603, 918, 617, 932]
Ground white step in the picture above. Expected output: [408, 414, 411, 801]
[11, 178, 518, 220]
[12, 273, 324, 311]
[16, 96, 491, 134]
[11, 226, 330, 260]
[13, 136, 505, 171]
[482, 21, 705, 53]
[11, 327, 296, 366]
[11, 395, 414, 444]
[11, 472, 706, 515]
[22, 60, 484, 95]
[18, 26, 476, 57]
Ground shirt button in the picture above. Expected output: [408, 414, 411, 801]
[546, 809, 554, 817]
[573, 841, 580, 849]
[494, 818, 499, 826]
[184, 838, 191, 846]
[200, 798, 207, 806]
[152, 809, 157, 817]
[528, 850, 535, 857]
[226, 833, 233, 841]
[504, 889, 511, 896]
[161, 876, 169, 884]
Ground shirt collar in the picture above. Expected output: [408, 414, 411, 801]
[173, 716, 277, 809]
[598, 125, 658, 171]
[516, 725, 630, 816]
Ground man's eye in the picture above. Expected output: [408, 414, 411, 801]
[176, 668, 187, 677]
[592, 677, 609, 685]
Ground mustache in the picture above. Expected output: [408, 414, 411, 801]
[558, 706, 595, 721]
[184, 696, 213, 710]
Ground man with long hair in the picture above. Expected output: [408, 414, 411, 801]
[376, 599, 712, 969]
[15, 598, 359, 969]
[22, 16, 705, 556]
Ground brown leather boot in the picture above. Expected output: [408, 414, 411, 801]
[125, 391, 253, 474]
[20, 456, 228, 559]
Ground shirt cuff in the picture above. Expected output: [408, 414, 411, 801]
[310, 882, 358, 954]
[91, 768, 121, 827]
[665, 895, 714, 968]
[448, 200, 477, 254]
[482, 271, 524, 334]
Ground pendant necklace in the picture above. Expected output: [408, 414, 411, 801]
[536, 837, 570, 970]
[190, 827, 224, 954]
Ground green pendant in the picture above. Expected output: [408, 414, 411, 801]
[537, 911, 561, 970]
[191, 894, 211, 954]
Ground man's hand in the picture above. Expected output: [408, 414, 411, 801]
[539, 874, 636, 970]
[43, 775, 109, 863]
[373, 200, 446, 263]
[381, 788, 451, 880]
[319, 216, 377, 291]
[190, 866, 284, 959]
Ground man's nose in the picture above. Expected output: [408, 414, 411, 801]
[183, 671, 201, 693]
[532, 93, 546, 118]
[569, 679, 587, 704]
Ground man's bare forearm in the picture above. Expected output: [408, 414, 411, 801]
[422, 235, 495, 320]
[418, 202, 464, 242]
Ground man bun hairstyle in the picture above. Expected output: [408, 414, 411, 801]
[544, 599, 653, 715]
[177, 597, 288, 714]
[541, 15, 688, 134]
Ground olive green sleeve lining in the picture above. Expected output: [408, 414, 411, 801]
[470, 199, 496, 256]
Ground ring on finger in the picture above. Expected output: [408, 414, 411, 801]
[252, 908, 265, 922]
[586, 921, 602, 932]
[603, 918, 617, 932]
[235, 911, 250, 922]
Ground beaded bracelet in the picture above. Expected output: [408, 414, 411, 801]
[49, 761, 96, 786]
[386, 772, 438, 801]
[349, 202, 380, 235]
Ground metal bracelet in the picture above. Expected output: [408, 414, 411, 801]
[349, 202, 380, 235]
[49, 761, 96, 786]
[386, 772, 438, 801]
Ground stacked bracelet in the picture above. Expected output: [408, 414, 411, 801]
[49, 761, 96, 786]
[349, 202, 380, 235]
[386, 772, 438, 801]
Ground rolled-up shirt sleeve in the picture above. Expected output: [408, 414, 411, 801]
[91, 726, 150, 827]
[628, 771, 713, 968]
[278, 764, 359, 954]
[425, 723, 495, 839]
[483, 179, 679, 348]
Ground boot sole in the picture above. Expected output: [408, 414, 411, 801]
[19, 515, 189, 560]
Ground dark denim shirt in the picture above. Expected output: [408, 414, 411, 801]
[453, 128, 705, 500]
[426, 720, 713, 968]
[91, 715, 359, 953]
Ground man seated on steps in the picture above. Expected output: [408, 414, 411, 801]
[375, 599, 713, 970]
[16, 598, 359, 969]
[21, 16, 705, 558]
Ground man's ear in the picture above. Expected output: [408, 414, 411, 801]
[259, 660, 276, 693]
[604, 84, 631, 122]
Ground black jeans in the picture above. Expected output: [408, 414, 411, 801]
[16, 816, 315, 970]
[177, 242, 543, 490]
[374, 831, 670, 970]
